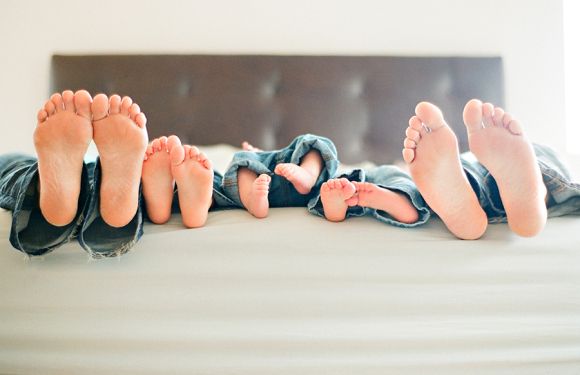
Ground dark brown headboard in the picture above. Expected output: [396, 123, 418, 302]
[51, 55, 504, 164]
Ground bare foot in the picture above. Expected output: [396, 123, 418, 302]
[92, 94, 148, 228]
[34, 90, 93, 226]
[239, 172, 271, 218]
[320, 178, 356, 222]
[346, 182, 419, 224]
[142, 136, 175, 224]
[463, 99, 547, 237]
[242, 141, 262, 152]
[403, 102, 487, 240]
[274, 163, 318, 195]
[170, 141, 214, 228]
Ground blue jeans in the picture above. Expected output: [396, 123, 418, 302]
[0, 154, 143, 258]
[309, 144, 580, 226]
[462, 144, 580, 222]
[222, 134, 339, 208]
[0, 153, 236, 258]
[308, 166, 431, 228]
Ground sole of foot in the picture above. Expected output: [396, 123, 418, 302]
[274, 163, 317, 195]
[170, 140, 214, 228]
[402, 102, 488, 240]
[320, 178, 356, 222]
[463, 99, 547, 237]
[142, 136, 175, 224]
[34, 90, 93, 226]
[92, 94, 148, 228]
[245, 174, 271, 218]
[349, 181, 419, 224]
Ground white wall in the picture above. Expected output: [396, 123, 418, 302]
[1, 0, 574, 172]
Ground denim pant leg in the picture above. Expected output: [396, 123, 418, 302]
[77, 159, 144, 258]
[0, 153, 89, 256]
[461, 144, 580, 223]
[222, 134, 339, 208]
[307, 167, 431, 227]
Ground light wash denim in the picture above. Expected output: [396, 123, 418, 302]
[0, 153, 236, 258]
[462, 144, 580, 223]
[222, 134, 339, 208]
[308, 166, 432, 228]
[310, 143, 580, 227]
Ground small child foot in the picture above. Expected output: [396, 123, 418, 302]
[142, 136, 175, 224]
[170, 140, 214, 228]
[403, 102, 487, 239]
[463, 99, 547, 237]
[245, 174, 271, 218]
[242, 141, 263, 152]
[92, 94, 148, 228]
[320, 178, 356, 222]
[34, 90, 93, 226]
[348, 182, 419, 224]
[274, 163, 318, 195]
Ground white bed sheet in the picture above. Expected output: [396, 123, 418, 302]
[1, 145, 580, 374]
[1, 207, 580, 374]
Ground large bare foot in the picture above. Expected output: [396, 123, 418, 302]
[170, 140, 214, 228]
[463, 99, 547, 237]
[92, 94, 148, 228]
[142, 136, 175, 224]
[346, 182, 419, 224]
[34, 90, 93, 226]
[320, 178, 356, 222]
[402, 102, 487, 240]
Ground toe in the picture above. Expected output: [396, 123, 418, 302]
[134, 113, 147, 128]
[62, 90, 75, 112]
[120, 96, 133, 116]
[109, 95, 122, 114]
[321, 182, 330, 193]
[462, 98, 483, 133]
[502, 113, 513, 127]
[91, 94, 109, 121]
[405, 127, 421, 143]
[50, 93, 64, 112]
[402, 148, 415, 164]
[37, 109, 48, 122]
[507, 119, 523, 135]
[415, 101, 446, 130]
[482, 102, 495, 127]
[151, 138, 161, 152]
[129, 103, 141, 120]
[44, 100, 56, 116]
[74, 90, 92, 120]
[168, 136, 185, 165]
[158, 136, 168, 151]
[492, 107, 505, 127]
[190, 145, 200, 159]
[404, 137, 416, 149]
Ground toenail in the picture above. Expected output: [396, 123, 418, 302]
[421, 123, 432, 133]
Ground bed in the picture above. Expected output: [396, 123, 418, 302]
[1, 55, 579, 374]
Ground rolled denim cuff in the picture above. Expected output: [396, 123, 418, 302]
[222, 134, 339, 208]
[533, 144, 580, 217]
[77, 158, 144, 258]
[364, 166, 430, 228]
[308, 167, 429, 228]
[5, 157, 89, 256]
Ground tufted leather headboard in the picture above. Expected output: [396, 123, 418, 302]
[51, 55, 504, 164]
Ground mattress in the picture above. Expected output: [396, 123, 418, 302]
[1, 146, 580, 374]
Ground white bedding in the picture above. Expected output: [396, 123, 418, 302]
[1, 146, 580, 374]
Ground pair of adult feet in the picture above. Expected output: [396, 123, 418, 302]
[35, 90, 148, 228]
[321, 100, 547, 240]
